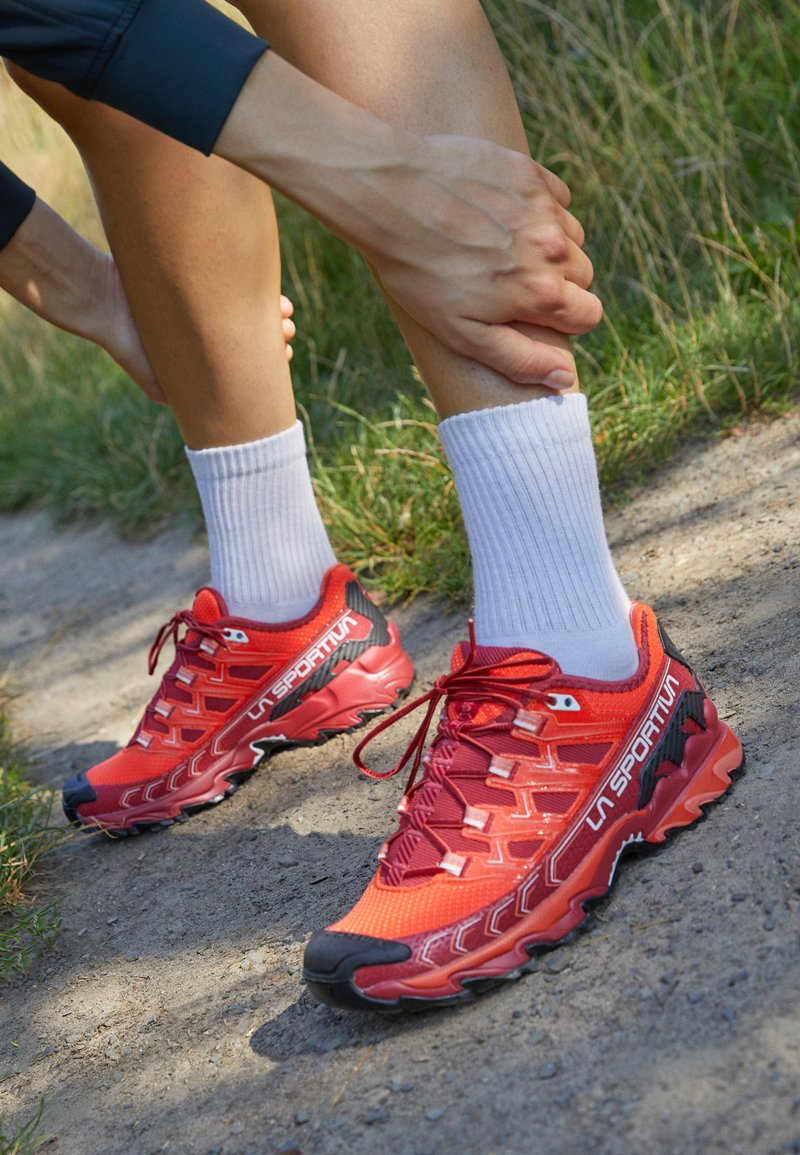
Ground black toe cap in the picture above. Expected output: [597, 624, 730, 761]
[303, 930, 411, 1010]
[62, 773, 97, 822]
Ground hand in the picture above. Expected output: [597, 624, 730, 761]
[361, 135, 601, 388]
[218, 53, 600, 387]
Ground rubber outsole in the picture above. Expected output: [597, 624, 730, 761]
[304, 751, 745, 1013]
[68, 685, 413, 839]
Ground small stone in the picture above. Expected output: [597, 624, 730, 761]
[728, 969, 749, 986]
[388, 1077, 414, 1093]
[764, 918, 776, 931]
[536, 1061, 560, 1080]
[691, 862, 704, 874]
[527, 1028, 546, 1046]
[686, 992, 703, 1004]
[230, 1121, 244, 1134]
[731, 892, 748, 903]
[364, 1108, 391, 1125]
[124, 953, 139, 962]
[106, 916, 118, 925]
[294, 1109, 310, 1125]
[543, 956, 569, 975]
[511, 1009, 523, 1020]
[425, 1108, 446, 1122]
[277, 856, 299, 868]
[722, 1007, 736, 1024]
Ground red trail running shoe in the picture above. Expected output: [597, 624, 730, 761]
[303, 603, 743, 1011]
[62, 564, 413, 834]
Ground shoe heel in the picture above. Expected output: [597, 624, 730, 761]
[647, 724, 743, 843]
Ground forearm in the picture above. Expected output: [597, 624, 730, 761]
[0, 196, 111, 341]
[215, 52, 417, 255]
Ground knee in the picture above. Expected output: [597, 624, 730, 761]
[4, 60, 106, 143]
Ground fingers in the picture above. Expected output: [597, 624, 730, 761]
[560, 208, 585, 249]
[531, 161, 571, 209]
[522, 278, 603, 335]
[459, 321, 577, 388]
[280, 293, 296, 360]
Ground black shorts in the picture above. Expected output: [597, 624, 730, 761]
[0, 0, 268, 245]
[0, 0, 267, 153]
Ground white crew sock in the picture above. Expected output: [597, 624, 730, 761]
[438, 394, 638, 681]
[185, 420, 337, 622]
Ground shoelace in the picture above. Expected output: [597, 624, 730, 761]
[353, 621, 555, 799]
[147, 609, 230, 676]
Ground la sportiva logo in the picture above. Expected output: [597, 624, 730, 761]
[585, 673, 681, 832]
[246, 612, 361, 719]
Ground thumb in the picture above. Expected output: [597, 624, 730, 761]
[459, 322, 576, 389]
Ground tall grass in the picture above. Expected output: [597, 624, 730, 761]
[0, 694, 63, 980]
[0, 0, 797, 596]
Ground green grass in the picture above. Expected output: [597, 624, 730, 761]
[0, 0, 798, 598]
[0, 699, 63, 981]
[0, 1101, 47, 1155]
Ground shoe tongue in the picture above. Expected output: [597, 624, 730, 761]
[192, 587, 228, 624]
[450, 640, 554, 679]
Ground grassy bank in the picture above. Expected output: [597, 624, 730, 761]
[0, 0, 798, 598]
[0, 697, 62, 981]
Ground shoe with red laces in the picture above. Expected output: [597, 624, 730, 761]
[62, 564, 414, 834]
[303, 603, 743, 1011]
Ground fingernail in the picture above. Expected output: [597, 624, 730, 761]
[541, 370, 575, 391]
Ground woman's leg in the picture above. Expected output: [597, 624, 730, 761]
[9, 72, 337, 623]
[7, 70, 416, 835]
[238, 0, 577, 419]
[7, 71, 294, 449]
[235, 0, 635, 679]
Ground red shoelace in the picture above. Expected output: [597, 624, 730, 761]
[352, 622, 555, 797]
[147, 609, 230, 677]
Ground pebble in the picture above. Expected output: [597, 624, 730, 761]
[388, 1077, 414, 1093]
[691, 862, 704, 874]
[527, 1028, 546, 1046]
[223, 1002, 247, 1016]
[728, 969, 749, 986]
[294, 1109, 310, 1125]
[277, 856, 299, 868]
[124, 953, 139, 962]
[425, 1108, 446, 1122]
[686, 992, 703, 1004]
[543, 956, 569, 975]
[364, 1108, 391, 1125]
[536, 1061, 560, 1080]
[764, 918, 776, 931]
[731, 892, 748, 903]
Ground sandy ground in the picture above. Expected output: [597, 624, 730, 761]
[0, 409, 798, 1155]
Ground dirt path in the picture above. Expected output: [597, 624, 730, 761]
[1, 410, 798, 1155]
